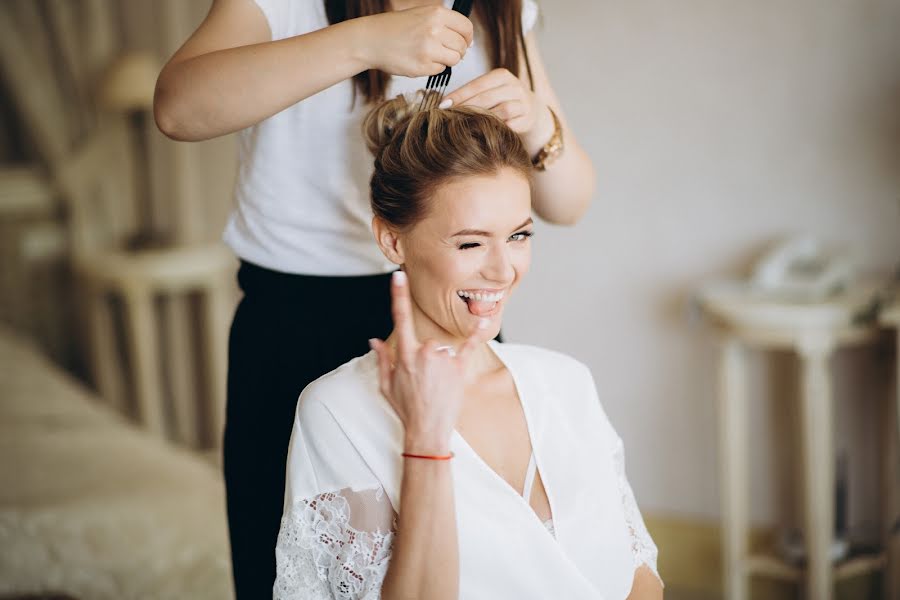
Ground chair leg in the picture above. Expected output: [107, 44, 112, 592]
[85, 284, 124, 412]
[162, 294, 198, 447]
[201, 279, 232, 450]
[123, 286, 165, 436]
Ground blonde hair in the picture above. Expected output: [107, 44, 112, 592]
[363, 94, 532, 230]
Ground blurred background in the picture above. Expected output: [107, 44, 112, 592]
[1, 1, 899, 599]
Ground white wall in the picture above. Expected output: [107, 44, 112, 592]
[505, 0, 900, 526]
[141, 0, 900, 528]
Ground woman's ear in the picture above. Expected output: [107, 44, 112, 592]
[372, 216, 405, 265]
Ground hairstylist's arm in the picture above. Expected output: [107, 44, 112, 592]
[442, 31, 595, 225]
[368, 273, 479, 600]
[154, 0, 473, 142]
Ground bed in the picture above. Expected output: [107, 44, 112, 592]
[0, 325, 233, 599]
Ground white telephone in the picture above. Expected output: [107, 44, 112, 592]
[751, 236, 856, 301]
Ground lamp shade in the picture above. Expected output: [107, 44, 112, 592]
[98, 51, 161, 112]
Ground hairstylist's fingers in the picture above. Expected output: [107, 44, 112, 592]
[493, 99, 527, 123]
[438, 28, 468, 63]
[443, 69, 512, 106]
[432, 44, 464, 69]
[390, 271, 418, 363]
[369, 338, 393, 399]
[442, 9, 474, 47]
[457, 84, 521, 113]
[424, 60, 451, 76]
[504, 110, 533, 133]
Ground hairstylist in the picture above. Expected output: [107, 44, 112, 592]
[154, 1, 595, 597]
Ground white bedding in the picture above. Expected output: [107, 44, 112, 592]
[0, 325, 233, 600]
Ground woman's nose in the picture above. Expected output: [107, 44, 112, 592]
[482, 244, 515, 284]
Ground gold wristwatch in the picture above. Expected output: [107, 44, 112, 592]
[531, 107, 564, 171]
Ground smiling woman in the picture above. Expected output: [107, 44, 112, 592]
[273, 99, 664, 600]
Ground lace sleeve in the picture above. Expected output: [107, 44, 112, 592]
[274, 485, 396, 600]
[613, 437, 663, 586]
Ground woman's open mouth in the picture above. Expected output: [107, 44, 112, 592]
[456, 289, 505, 317]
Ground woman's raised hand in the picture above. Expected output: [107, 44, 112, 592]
[369, 271, 481, 455]
[359, 6, 474, 78]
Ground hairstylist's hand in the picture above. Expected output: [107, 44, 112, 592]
[442, 68, 555, 153]
[369, 272, 480, 454]
[360, 6, 474, 78]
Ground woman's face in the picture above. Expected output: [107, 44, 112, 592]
[396, 167, 533, 343]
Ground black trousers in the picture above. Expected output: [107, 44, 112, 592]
[223, 261, 394, 599]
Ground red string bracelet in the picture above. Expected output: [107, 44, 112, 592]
[402, 451, 455, 461]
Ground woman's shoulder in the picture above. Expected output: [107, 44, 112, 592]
[295, 351, 380, 421]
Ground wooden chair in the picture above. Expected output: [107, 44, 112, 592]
[55, 126, 238, 449]
[1, 2, 239, 452]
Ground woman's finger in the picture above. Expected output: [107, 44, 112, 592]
[438, 28, 468, 63]
[390, 270, 419, 363]
[431, 44, 464, 70]
[492, 99, 527, 123]
[420, 339, 440, 365]
[443, 69, 515, 107]
[456, 84, 521, 112]
[370, 338, 393, 399]
[504, 112, 533, 133]
[440, 9, 474, 47]
[455, 319, 487, 365]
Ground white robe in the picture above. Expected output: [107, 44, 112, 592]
[274, 342, 661, 599]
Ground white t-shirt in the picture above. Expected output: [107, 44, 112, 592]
[223, 0, 539, 276]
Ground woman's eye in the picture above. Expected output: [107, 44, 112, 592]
[509, 231, 534, 242]
[459, 242, 481, 250]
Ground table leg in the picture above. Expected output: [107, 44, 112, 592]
[798, 335, 835, 600]
[720, 338, 749, 600]
[886, 330, 900, 600]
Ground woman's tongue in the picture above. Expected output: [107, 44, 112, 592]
[464, 297, 496, 316]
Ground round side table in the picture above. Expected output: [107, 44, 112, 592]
[697, 280, 895, 600]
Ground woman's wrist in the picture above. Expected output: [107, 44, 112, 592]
[522, 104, 557, 156]
[344, 16, 378, 73]
[404, 432, 452, 456]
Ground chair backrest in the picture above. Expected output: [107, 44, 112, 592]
[53, 122, 139, 256]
